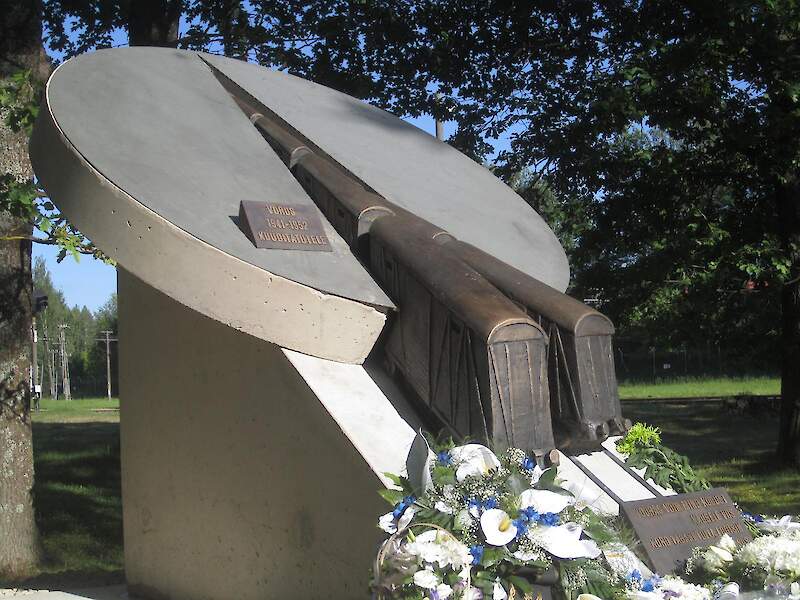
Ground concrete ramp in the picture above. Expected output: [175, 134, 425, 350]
[557, 437, 676, 516]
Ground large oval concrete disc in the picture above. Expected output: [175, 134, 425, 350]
[203, 54, 570, 292]
[30, 47, 391, 363]
[30, 47, 569, 363]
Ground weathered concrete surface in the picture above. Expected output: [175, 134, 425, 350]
[118, 269, 415, 600]
[205, 52, 570, 292]
[30, 48, 390, 364]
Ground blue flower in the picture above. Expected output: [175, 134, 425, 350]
[521, 456, 536, 471]
[642, 579, 655, 592]
[483, 497, 498, 510]
[521, 507, 540, 523]
[742, 511, 764, 523]
[512, 518, 528, 536]
[627, 569, 642, 583]
[392, 496, 416, 519]
[470, 544, 484, 565]
[541, 512, 560, 526]
[437, 450, 452, 465]
[468, 497, 482, 510]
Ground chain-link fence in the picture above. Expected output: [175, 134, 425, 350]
[614, 342, 778, 381]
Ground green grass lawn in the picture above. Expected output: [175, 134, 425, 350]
[13, 393, 798, 586]
[32, 397, 119, 423]
[618, 376, 780, 399]
[12, 400, 124, 587]
[624, 401, 800, 515]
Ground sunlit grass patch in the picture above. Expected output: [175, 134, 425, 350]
[619, 376, 780, 399]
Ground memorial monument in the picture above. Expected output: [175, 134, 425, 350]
[28, 47, 743, 599]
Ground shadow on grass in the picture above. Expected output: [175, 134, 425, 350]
[625, 402, 800, 515]
[29, 422, 123, 581]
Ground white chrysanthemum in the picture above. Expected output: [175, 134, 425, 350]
[518, 488, 573, 514]
[463, 588, 484, 600]
[656, 575, 711, 600]
[404, 529, 473, 570]
[451, 444, 501, 481]
[480, 509, 518, 546]
[436, 583, 454, 599]
[736, 531, 800, 576]
[413, 568, 440, 589]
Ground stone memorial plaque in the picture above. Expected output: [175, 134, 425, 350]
[239, 200, 332, 252]
[621, 488, 751, 574]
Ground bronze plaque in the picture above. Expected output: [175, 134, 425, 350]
[239, 200, 332, 252]
[621, 488, 751, 574]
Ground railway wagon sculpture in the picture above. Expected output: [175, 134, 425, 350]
[439, 240, 629, 448]
[216, 66, 625, 456]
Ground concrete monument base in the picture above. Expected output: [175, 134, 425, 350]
[118, 269, 415, 600]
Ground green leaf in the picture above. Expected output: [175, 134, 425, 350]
[509, 575, 533, 595]
[378, 488, 405, 506]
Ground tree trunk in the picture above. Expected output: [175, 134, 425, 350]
[0, 2, 49, 579]
[778, 177, 800, 467]
[128, 0, 183, 47]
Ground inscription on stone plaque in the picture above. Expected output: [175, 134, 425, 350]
[239, 200, 332, 252]
[621, 488, 751, 574]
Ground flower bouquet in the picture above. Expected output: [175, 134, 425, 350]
[372, 440, 634, 600]
[372, 434, 800, 600]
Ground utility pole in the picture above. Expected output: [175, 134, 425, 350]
[97, 330, 118, 400]
[31, 293, 47, 409]
[30, 316, 38, 410]
[50, 347, 58, 399]
[58, 324, 71, 401]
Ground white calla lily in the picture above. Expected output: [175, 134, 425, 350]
[451, 444, 501, 481]
[759, 514, 800, 533]
[539, 522, 601, 559]
[480, 509, 518, 546]
[518, 488, 573, 514]
[530, 464, 545, 485]
[378, 505, 416, 534]
[577, 595, 604, 600]
[378, 512, 396, 533]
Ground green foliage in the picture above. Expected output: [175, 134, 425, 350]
[1, 69, 109, 264]
[615, 423, 662, 455]
[0, 69, 40, 135]
[617, 421, 710, 493]
[33, 257, 118, 398]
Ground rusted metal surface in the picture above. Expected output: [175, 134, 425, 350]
[369, 213, 555, 458]
[214, 64, 625, 454]
[441, 240, 628, 447]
